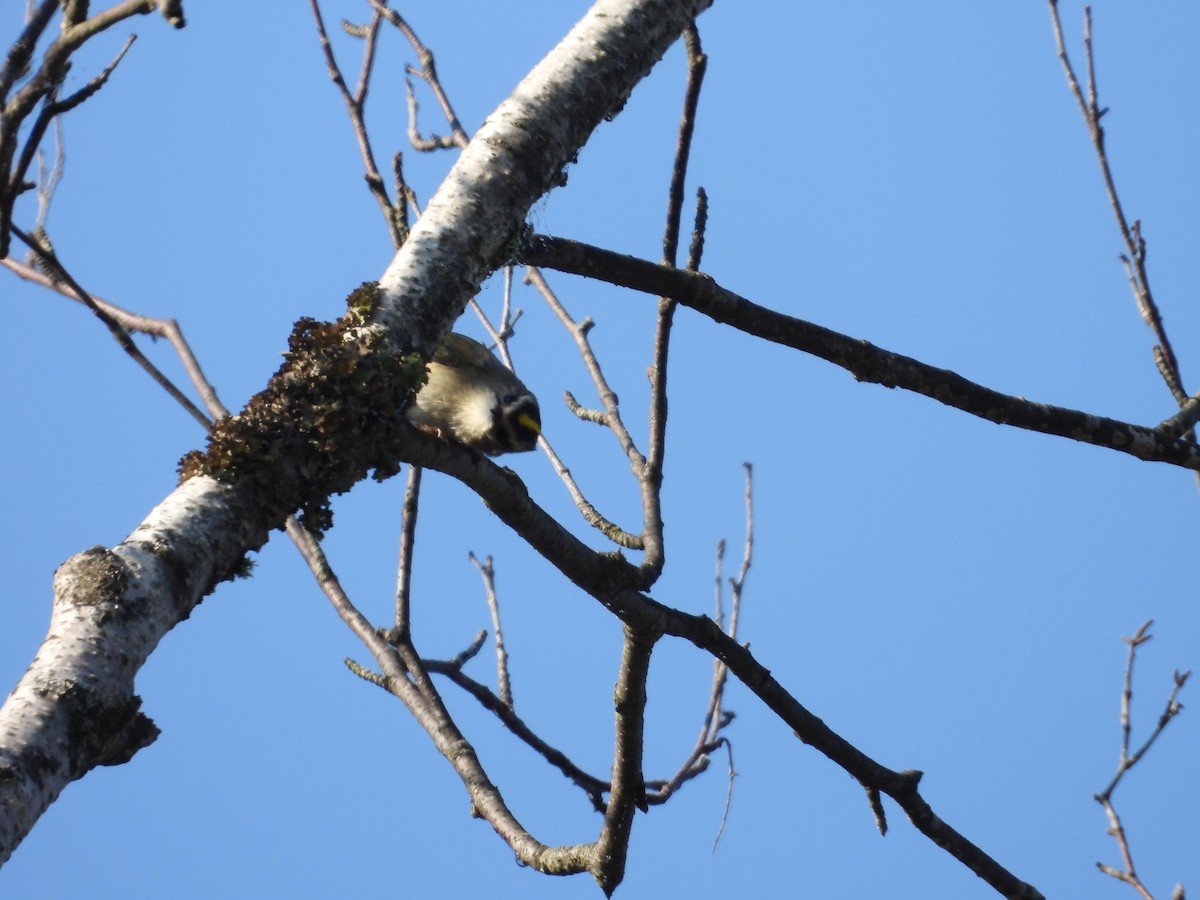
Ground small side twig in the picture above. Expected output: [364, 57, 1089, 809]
[310, 1, 406, 249]
[469, 265, 523, 370]
[446, 629, 487, 669]
[4, 255, 228, 423]
[1093, 620, 1190, 898]
[649, 464, 751, 854]
[368, 0, 470, 150]
[468, 552, 514, 709]
[8, 228, 217, 428]
[522, 265, 645, 548]
[391, 463, 423, 642]
[0, 2, 57, 102]
[1155, 393, 1200, 441]
[33, 116, 64, 234]
[538, 431, 645, 550]
[530, 265, 641, 463]
[1047, 2, 1188, 413]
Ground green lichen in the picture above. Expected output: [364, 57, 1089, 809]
[346, 280, 383, 324]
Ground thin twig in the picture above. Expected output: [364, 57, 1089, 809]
[650, 463, 750, 840]
[642, 25, 708, 584]
[48, 32, 134, 116]
[1093, 620, 1190, 898]
[525, 265, 644, 466]
[421, 657, 611, 810]
[310, 1, 405, 248]
[468, 552, 514, 709]
[538, 433, 645, 549]
[711, 739, 735, 852]
[728, 462, 752, 637]
[522, 265, 647, 547]
[368, 0, 470, 150]
[392, 464, 423, 641]
[8, 228, 216, 428]
[287, 512, 595, 875]
[33, 116, 63, 233]
[1047, 1, 1188, 411]
[391, 151, 415, 244]
[0, 1, 56, 105]
[445, 629, 487, 669]
[404, 77, 459, 151]
[469, 265, 523, 371]
[0, 0, 181, 258]
[1155, 393, 1200, 441]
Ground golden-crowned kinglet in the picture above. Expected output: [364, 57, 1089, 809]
[407, 332, 541, 455]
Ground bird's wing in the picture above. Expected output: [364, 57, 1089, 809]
[432, 332, 496, 371]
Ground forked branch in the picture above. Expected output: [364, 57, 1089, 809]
[1093, 621, 1189, 899]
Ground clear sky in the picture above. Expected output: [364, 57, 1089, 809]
[1, 2, 1197, 898]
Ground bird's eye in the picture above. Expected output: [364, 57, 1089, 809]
[502, 393, 521, 405]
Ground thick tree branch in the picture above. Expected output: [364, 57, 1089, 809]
[369, 0, 714, 358]
[521, 235, 1200, 472]
[0, 0, 713, 865]
[630, 594, 1043, 900]
[400, 423, 1042, 898]
[0, 475, 268, 864]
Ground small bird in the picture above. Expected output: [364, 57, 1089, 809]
[407, 332, 541, 455]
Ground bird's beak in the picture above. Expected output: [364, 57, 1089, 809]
[517, 412, 541, 436]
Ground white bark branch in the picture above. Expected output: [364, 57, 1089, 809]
[0, 0, 712, 865]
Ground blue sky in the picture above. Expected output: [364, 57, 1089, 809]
[1, 2, 1197, 898]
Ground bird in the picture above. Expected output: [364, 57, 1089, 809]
[406, 332, 541, 455]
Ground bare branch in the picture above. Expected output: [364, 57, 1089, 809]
[468, 552, 514, 709]
[444, 629, 487, 668]
[1156, 393, 1200, 440]
[595, 627, 656, 895]
[8, 227, 215, 427]
[538, 432, 645, 549]
[710, 739, 735, 852]
[651, 464, 749, 808]
[48, 32, 134, 115]
[368, 0, 470, 150]
[287, 513, 600, 877]
[33, 117, 64, 233]
[10, 34, 136, 226]
[642, 24, 708, 583]
[523, 265, 647, 548]
[634, 596, 1043, 900]
[468, 265, 523, 370]
[1047, 1, 1188, 411]
[421, 657, 611, 811]
[0, 1, 182, 256]
[1093, 621, 1190, 897]
[310, 1, 405, 248]
[392, 464, 422, 641]
[522, 235, 1200, 472]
